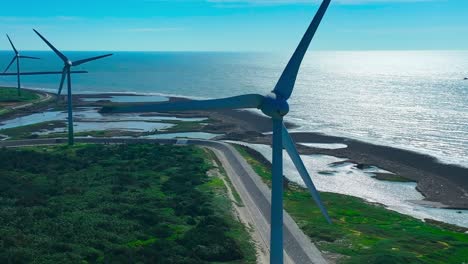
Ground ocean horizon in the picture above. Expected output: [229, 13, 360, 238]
[1, 50, 467, 168]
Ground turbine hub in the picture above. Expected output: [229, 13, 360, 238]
[67, 60, 73, 66]
[260, 93, 289, 119]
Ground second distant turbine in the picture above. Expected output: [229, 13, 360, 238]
[3, 34, 40, 96]
[33, 29, 113, 145]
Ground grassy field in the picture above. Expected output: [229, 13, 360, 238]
[0, 87, 42, 116]
[0, 144, 256, 263]
[233, 144, 468, 264]
[0, 87, 40, 103]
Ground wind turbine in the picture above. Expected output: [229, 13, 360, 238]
[102, 0, 332, 263]
[33, 29, 113, 146]
[3, 34, 40, 96]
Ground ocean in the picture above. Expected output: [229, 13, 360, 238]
[1, 50, 467, 168]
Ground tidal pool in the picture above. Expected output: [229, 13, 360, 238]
[299, 142, 348, 149]
[0, 107, 206, 131]
[0, 111, 66, 130]
[36, 121, 174, 134]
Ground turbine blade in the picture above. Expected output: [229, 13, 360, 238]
[33, 29, 68, 63]
[18, 56, 40, 60]
[58, 69, 67, 96]
[6, 34, 18, 54]
[101, 94, 264, 113]
[0, 71, 87, 76]
[3, 56, 16, 73]
[73, 54, 113, 66]
[272, 0, 331, 100]
[282, 124, 332, 223]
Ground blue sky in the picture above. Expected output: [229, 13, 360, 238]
[0, 0, 466, 51]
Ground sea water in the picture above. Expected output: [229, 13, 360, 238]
[1, 50, 467, 168]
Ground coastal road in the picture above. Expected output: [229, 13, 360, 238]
[0, 137, 328, 264]
[8, 89, 53, 111]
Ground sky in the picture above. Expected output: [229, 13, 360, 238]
[0, 0, 466, 51]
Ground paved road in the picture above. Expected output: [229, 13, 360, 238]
[0, 137, 328, 264]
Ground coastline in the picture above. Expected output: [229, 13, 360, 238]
[237, 131, 468, 210]
[1, 89, 467, 211]
[94, 94, 468, 209]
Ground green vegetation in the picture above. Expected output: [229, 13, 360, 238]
[372, 173, 416, 183]
[0, 144, 255, 263]
[0, 108, 8, 115]
[205, 149, 244, 207]
[0, 87, 40, 103]
[233, 144, 468, 264]
[0, 87, 45, 117]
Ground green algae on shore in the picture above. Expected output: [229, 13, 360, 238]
[372, 172, 416, 183]
[0, 87, 40, 103]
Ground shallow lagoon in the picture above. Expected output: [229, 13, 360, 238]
[37, 121, 173, 134]
[0, 107, 206, 131]
[0, 111, 66, 130]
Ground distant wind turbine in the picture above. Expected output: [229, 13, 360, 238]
[102, 0, 332, 263]
[33, 29, 113, 145]
[3, 34, 40, 96]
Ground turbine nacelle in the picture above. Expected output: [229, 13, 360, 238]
[260, 93, 289, 119]
[67, 60, 73, 66]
